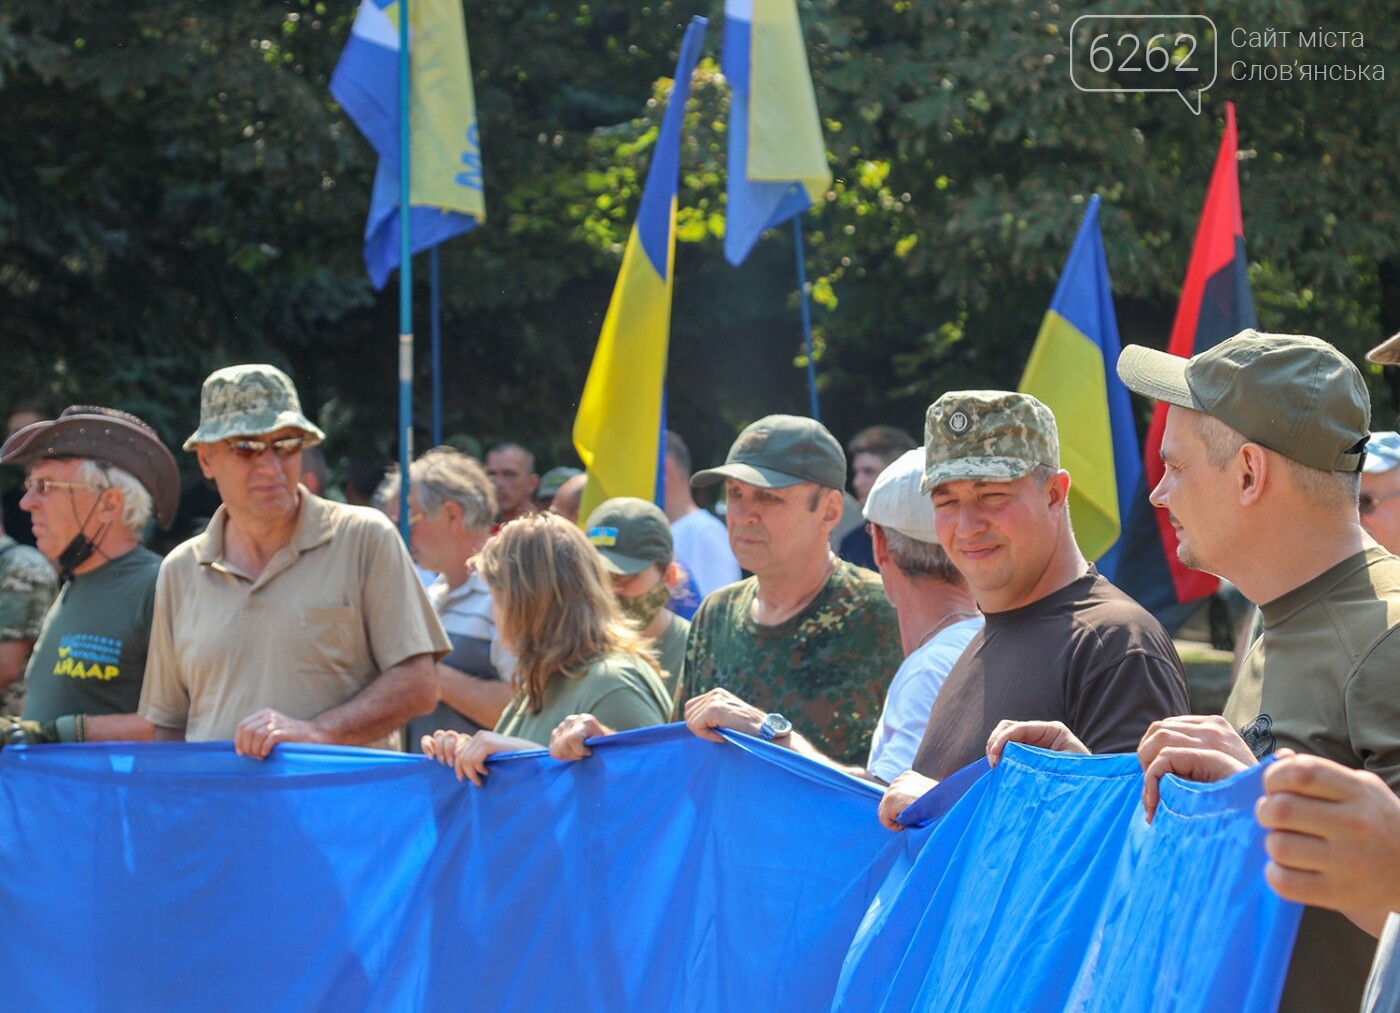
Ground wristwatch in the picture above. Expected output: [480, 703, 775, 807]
[758, 713, 792, 742]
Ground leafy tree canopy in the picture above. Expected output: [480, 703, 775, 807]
[1, 0, 1395, 481]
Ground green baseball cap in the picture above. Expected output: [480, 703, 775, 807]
[585, 497, 673, 575]
[183, 363, 326, 451]
[1117, 330, 1369, 472]
[691, 414, 846, 490]
[537, 466, 583, 499]
[921, 391, 1059, 493]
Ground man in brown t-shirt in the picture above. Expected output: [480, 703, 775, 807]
[877, 391, 1189, 829]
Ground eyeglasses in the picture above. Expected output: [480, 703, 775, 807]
[225, 436, 308, 460]
[1360, 490, 1400, 516]
[22, 477, 106, 497]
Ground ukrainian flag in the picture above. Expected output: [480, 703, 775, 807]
[331, 0, 485, 290]
[573, 18, 709, 521]
[1019, 196, 1140, 577]
[723, 0, 831, 266]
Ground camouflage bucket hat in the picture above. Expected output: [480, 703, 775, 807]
[183, 363, 326, 451]
[922, 391, 1059, 493]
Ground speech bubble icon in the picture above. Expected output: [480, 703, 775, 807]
[1069, 14, 1218, 115]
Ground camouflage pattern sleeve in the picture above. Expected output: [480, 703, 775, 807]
[683, 563, 903, 765]
[0, 542, 58, 642]
[763, 563, 903, 764]
[681, 581, 749, 705]
[0, 541, 57, 717]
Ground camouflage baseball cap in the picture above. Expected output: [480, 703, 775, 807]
[585, 497, 673, 575]
[183, 363, 326, 451]
[921, 391, 1059, 493]
[1117, 330, 1369, 472]
[691, 414, 846, 490]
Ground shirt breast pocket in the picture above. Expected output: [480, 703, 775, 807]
[299, 605, 368, 676]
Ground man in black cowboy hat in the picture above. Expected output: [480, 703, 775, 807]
[0, 405, 179, 744]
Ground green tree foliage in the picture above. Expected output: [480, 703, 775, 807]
[0, 0, 1396, 482]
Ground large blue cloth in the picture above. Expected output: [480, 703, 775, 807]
[835, 746, 1301, 1012]
[0, 730, 1297, 1010]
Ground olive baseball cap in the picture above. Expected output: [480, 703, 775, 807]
[1117, 330, 1369, 472]
[921, 391, 1059, 493]
[585, 497, 674, 575]
[537, 466, 583, 499]
[864, 448, 938, 543]
[183, 363, 327, 451]
[691, 414, 846, 490]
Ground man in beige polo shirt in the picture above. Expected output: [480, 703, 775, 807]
[140, 364, 449, 756]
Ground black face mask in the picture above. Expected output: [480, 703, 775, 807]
[56, 493, 110, 582]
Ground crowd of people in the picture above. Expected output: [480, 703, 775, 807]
[2, 328, 1400, 1011]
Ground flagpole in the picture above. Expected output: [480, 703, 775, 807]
[396, 0, 414, 544]
[431, 246, 442, 446]
[792, 214, 820, 421]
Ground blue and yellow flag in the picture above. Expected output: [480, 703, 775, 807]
[1019, 196, 1140, 576]
[573, 18, 708, 521]
[723, 0, 831, 266]
[331, 0, 485, 290]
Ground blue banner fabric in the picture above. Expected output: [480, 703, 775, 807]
[833, 745, 1301, 1012]
[0, 732, 1297, 1010]
[0, 727, 892, 1011]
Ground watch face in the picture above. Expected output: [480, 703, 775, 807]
[760, 713, 792, 740]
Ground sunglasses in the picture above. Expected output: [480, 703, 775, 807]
[1360, 490, 1400, 517]
[225, 436, 308, 460]
[22, 477, 106, 496]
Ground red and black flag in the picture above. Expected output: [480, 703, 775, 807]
[1114, 102, 1257, 628]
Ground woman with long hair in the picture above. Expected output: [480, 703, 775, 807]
[423, 512, 672, 785]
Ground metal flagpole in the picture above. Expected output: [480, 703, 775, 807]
[431, 246, 443, 446]
[396, 0, 414, 544]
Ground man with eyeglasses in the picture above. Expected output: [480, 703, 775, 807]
[139, 364, 449, 757]
[0, 406, 180, 744]
[1360, 432, 1400, 553]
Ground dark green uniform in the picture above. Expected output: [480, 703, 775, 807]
[683, 560, 902, 764]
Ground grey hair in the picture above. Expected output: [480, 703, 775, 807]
[75, 459, 152, 534]
[412, 447, 496, 529]
[881, 526, 965, 585]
